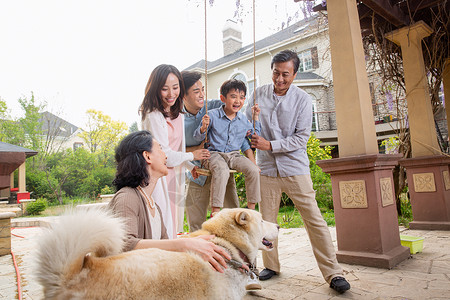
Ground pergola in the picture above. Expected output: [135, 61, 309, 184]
[0, 142, 38, 202]
[293, 0, 450, 268]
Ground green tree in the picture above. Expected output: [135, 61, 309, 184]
[307, 133, 333, 210]
[129, 121, 139, 133]
[78, 109, 128, 163]
[18, 93, 46, 153]
[0, 99, 25, 145]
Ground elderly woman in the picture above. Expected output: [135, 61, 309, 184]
[108, 130, 229, 272]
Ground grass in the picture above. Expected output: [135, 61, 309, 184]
[277, 206, 336, 228]
[21, 196, 97, 217]
[183, 205, 336, 232]
[398, 193, 413, 227]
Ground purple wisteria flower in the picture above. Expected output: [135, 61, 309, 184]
[386, 90, 393, 111]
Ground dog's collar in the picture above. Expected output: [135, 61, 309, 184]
[235, 247, 256, 272]
[237, 248, 251, 265]
[227, 259, 254, 275]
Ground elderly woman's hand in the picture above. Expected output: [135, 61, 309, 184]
[179, 235, 231, 273]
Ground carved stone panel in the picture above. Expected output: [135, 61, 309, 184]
[380, 177, 394, 207]
[413, 173, 436, 193]
[339, 180, 368, 208]
[443, 171, 450, 191]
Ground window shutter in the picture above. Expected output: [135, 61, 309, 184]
[311, 46, 319, 69]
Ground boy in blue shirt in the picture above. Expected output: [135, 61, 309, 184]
[194, 79, 261, 215]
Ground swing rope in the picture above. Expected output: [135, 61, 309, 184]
[204, 0, 208, 142]
[199, 0, 209, 173]
[252, 0, 256, 131]
[197, 0, 257, 176]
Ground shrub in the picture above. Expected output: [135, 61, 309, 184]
[100, 185, 115, 195]
[26, 198, 48, 215]
[234, 172, 247, 207]
[25, 169, 59, 202]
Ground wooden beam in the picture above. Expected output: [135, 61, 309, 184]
[405, 0, 443, 12]
[312, 3, 327, 12]
[361, 0, 410, 27]
[358, 3, 372, 20]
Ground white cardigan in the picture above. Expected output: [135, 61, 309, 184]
[142, 110, 193, 237]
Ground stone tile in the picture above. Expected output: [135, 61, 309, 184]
[1, 220, 450, 299]
[395, 256, 432, 272]
[431, 259, 450, 275]
[245, 288, 298, 300]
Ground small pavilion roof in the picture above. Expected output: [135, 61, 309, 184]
[0, 142, 38, 158]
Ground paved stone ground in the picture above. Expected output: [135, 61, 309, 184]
[1, 217, 449, 299]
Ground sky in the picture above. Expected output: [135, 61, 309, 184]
[0, 0, 305, 129]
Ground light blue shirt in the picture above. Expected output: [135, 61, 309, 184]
[245, 84, 312, 177]
[194, 106, 261, 153]
[183, 100, 223, 186]
[184, 100, 224, 148]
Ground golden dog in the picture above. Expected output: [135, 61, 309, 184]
[35, 208, 279, 299]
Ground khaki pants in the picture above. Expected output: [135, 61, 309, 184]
[260, 174, 343, 284]
[185, 175, 239, 231]
[207, 151, 261, 207]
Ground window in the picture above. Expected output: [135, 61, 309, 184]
[298, 47, 319, 72]
[232, 73, 246, 83]
[312, 99, 319, 131]
[299, 50, 313, 72]
[231, 72, 257, 112]
[73, 142, 83, 151]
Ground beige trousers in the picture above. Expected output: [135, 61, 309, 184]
[207, 151, 261, 207]
[185, 175, 239, 231]
[260, 174, 343, 284]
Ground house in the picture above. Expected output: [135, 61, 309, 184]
[184, 15, 404, 156]
[39, 111, 85, 152]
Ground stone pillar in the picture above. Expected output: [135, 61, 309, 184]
[18, 163, 26, 193]
[0, 212, 16, 256]
[386, 21, 440, 157]
[318, 0, 410, 268]
[386, 22, 450, 230]
[318, 155, 410, 268]
[327, 0, 378, 157]
[399, 156, 450, 230]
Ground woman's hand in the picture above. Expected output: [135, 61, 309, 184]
[200, 115, 210, 133]
[179, 235, 231, 273]
[192, 149, 210, 160]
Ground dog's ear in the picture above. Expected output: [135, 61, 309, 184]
[235, 211, 249, 226]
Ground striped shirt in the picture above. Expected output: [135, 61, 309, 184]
[245, 83, 312, 177]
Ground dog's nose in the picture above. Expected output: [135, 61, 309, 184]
[277, 225, 280, 230]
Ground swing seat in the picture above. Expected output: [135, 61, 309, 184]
[196, 168, 237, 177]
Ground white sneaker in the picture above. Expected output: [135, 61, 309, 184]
[245, 271, 262, 291]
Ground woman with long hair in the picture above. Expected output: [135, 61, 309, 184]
[140, 64, 210, 238]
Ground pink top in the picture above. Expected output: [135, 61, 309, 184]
[165, 114, 184, 236]
[166, 115, 183, 152]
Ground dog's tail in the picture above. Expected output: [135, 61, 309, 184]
[34, 208, 125, 298]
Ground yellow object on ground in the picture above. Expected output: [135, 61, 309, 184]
[400, 235, 424, 254]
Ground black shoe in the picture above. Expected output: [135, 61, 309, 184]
[259, 268, 277, 281]
[330, 276, 350, 293]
